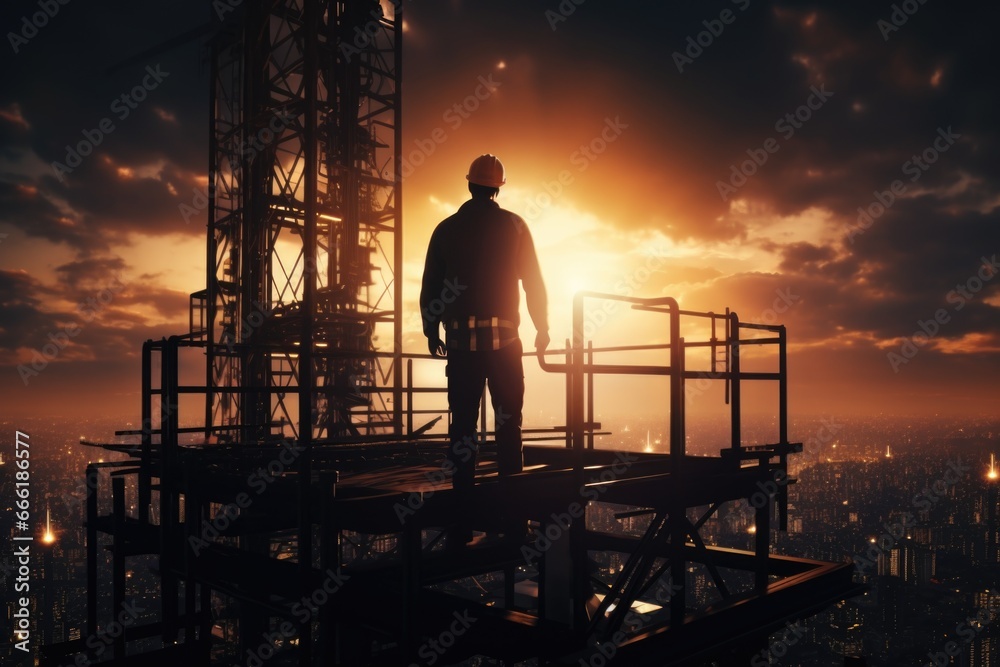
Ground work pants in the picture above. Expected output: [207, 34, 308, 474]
[446, 339, 525, 494]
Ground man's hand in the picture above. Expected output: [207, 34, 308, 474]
[428, 337, 446, 358]
[534, 330, 550, 353]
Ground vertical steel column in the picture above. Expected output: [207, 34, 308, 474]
[319, 471, 339, 664]
[406, 358, 413, 435]
[208, 8, 243, 441]
[393, 8, 404, 435]
[184, 472, 200, 647]
[139, 340, 151, 523]
[667, 300, 686, 627]
[112, 476, 126, 658]
[778, 324, 788, 445]
[667, 302, 682, 465]
[564, 338, 571, 449]
[586, 340, 594, 450]
[240, 0, 267, 446]
[85, 465, 98, 640]
[571, 295, 585, 454]
[161, 337, 180, 643]
[729, 313, 742, 451]
[298, 0, 319, 663]
[778, 324, 790, 531]
[205, 36, 219, 438]
[569, 297, 589, 631]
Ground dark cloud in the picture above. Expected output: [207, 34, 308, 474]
[778, 241, 836, 272]
[54, 256, 127, 288]
[1, 0, 207, 252]
[112, 284, 190, 321]
[0, 103, 32, 158]
[0, 269, 55, 351]
[0, 261, 191, 365]
[0, 178, 97, 248]
[51, 257, 191, 321]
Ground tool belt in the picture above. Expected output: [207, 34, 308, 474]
[447, 316, 519, 351]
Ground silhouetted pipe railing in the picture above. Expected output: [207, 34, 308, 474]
[536, 292, 790, 464]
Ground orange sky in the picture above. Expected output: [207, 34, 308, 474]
[1, 2, 998, 424]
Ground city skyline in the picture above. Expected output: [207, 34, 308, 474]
[5, 412, 1000, 664]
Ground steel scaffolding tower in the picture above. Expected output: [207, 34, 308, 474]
[202, 0, 402, 446]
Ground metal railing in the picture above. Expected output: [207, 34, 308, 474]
[537, 292, 791, 466]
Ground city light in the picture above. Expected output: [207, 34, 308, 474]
[42, 506, 56, 545]
[988, 453, 998, 481]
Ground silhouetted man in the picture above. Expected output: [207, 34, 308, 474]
[420, 154, 549, 538]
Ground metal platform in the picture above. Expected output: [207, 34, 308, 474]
[45, 436, 862, 665]
[44, 292, 867, 665]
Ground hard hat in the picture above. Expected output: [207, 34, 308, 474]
[466, 154, 506, 188]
